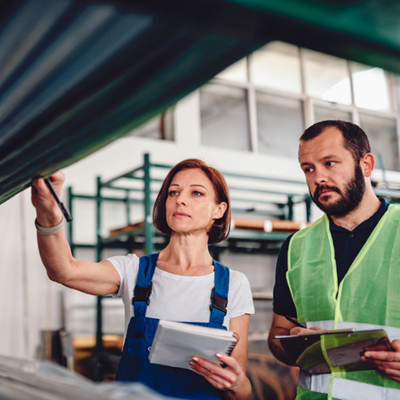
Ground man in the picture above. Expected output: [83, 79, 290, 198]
[268, 120, 400, 399]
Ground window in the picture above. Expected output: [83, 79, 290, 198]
[128, 108, 174, 140]
[359, 114, 399, 171]
[199, 41, 400, 171]
[216, 58, 247, 83]
[392, 74, 400, 113]
[352, 64, 390, 111]
[251, 42, 302, 93]
[200, 83, 250, 151]
[314, 106, 352, 123]
[303, 50, 351, 105]
[257, 93, 304, 157]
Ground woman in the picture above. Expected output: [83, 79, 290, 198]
[32, 159, 254, 399]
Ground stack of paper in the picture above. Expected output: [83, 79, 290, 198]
[149, 320, 237, 370]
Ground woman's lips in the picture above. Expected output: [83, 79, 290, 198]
[173, 212, 190, 217]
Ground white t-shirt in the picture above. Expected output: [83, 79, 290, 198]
[108, 254, 255, 333]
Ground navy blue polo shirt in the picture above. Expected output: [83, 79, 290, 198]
[273, 198, 389, 318]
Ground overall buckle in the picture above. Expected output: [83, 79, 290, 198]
[132, 282, 153, 306]
[210, 287, 228, 314]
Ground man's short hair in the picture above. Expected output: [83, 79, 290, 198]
[300, 120, 371, 162]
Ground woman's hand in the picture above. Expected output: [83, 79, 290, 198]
[190, 353, 248, 398]
[32, 171, 65, 226]
[188, 314, 251, 399]
[31, 170, 121, 295]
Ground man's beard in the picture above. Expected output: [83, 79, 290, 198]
[311, 163, 366, 217]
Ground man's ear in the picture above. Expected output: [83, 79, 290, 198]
[361, 153, 375, 177]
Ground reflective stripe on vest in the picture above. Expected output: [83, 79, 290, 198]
[298, 373, 400, 400]
[298, 371, 331, 394]
[288, 205, 400, 398]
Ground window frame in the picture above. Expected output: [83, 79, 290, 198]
[200, 41, 400, 171]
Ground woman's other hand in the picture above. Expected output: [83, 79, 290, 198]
[190, 353, 248, 399]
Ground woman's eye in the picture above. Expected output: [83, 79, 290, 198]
[168, 190, 178, 196]
[192, 191, 203, 196]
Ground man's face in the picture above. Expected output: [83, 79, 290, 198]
[299, 127, 366, 217]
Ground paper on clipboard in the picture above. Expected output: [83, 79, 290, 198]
[271, 329, 391, 374]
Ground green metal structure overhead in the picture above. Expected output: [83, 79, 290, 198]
[1, 0, 400, 204]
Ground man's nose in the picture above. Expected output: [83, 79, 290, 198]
[314, 168, 327, 185]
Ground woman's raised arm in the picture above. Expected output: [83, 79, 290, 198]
[32, 172, 120, 296]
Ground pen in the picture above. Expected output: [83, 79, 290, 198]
[285, 315, 306, 328]
[44, 178, 73, 222]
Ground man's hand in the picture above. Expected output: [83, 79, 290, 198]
[361, 339, 400, 383]
[290, 326, 322, 335]
[268, 313, 322, 366]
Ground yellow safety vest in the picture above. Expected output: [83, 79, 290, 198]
[287, 204, 400, 400]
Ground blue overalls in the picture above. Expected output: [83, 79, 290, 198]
[115, 253, 230, 399]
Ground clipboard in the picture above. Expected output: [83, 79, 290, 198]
[271, 329, 392, 374]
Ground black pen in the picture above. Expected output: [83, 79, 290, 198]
[44, 178, 73, 222]
[285, 315, 306, 328]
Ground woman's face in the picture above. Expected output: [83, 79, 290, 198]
[165, 168, 226, 237]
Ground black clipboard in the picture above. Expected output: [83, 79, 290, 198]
[271, 329, 392, 374]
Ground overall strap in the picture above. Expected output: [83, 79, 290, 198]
[209, 260, 230, 326]
[133, 253, 159, 317]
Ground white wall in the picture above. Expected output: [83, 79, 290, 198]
[0, 189, 63, 358]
